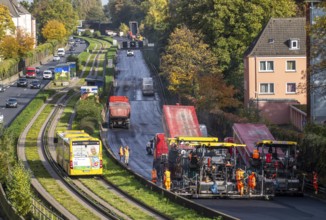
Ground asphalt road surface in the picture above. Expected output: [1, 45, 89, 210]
[106, 44, 326, 220]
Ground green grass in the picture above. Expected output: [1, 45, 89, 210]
[80, 178, 155, 220]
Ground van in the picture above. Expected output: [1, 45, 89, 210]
[57, 48, 65, 57]
[25, 67, 36, 78]
[142, 77, 154, 95]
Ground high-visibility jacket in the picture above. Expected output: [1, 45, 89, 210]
[119, 147, 124, 156]
[124, 148, 129, 157]
[253, 149, 260, 159]
[164, 170, 171, 180]
[236, 169, 244, 181]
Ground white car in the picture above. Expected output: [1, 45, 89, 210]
[127, 50, 134, 56]
[53, 55, 60, 61]
[0, 112, 3, 124]
[43, 70, 53, 80]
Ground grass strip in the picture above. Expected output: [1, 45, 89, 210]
[80, 178, 155, 220]
[103, 155, 212, 220]
[24, 100, 100, 220]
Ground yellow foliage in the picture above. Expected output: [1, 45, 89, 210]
[42, 20, 67, 42]
[0, 36, 19, 59]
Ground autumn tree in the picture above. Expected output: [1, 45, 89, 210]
[72, 0, 106, 21]
[16, 28, 34, 57]
[141, 0, 169, 32]
[6, 162, 32, 217]
[160, 25, 239, 110]
[0, 36, 19, 59]
[173, 0, 298, 96]
[42, 20, 67, 42]
[0, 4, 15, 40]
[32, 0, 78, 38]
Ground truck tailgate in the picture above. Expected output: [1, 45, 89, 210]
[163, 105, 201, 138]
[109, 103, 130, 117]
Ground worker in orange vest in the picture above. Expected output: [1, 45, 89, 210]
[151, 168, 157, 184]
[119, 146, 124, 161]
[248, 172, 256, 194]
[313, 171, 318, 194]
[252, 149, 260, 159]
[236, 168, 245, 195]
[164, 168, 171, 190]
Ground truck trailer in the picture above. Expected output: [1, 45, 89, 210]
[108, 96, 131, 129]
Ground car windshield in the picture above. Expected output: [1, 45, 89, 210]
[19, 78, 27, 81]
[8, 98, 16, 102]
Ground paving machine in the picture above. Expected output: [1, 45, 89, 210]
[250, 140, 304, 195]
[166, 136, 273, 199]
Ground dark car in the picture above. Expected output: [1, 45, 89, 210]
[48, 67, 55, 74]
[30, 80, 41, 89]
[6, 98, 18, 108]
[17, 78, 28, 87]
[36, 66, 41, 74]
[69, 46, 75, 51]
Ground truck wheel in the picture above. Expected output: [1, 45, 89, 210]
[126, 123, 130, 129]
[109, 122, 113, 129]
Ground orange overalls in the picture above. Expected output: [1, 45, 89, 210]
[151, 169, 157, 183]
[248, 173, 256, 191]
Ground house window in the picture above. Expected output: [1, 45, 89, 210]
[260, 83, 274, 94]
[259, 61, 274, 72]
[286, 83, 296, 93]
[289, 39, 299, 50]
[286, 60, 296, 71]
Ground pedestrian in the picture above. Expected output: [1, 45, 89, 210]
[124, 146, 130, 166]
[151, 168, 157, 184]
[163, 168, 171, 190]
[248, 172, 256, 195]
[313, 171, 318, 194]
[119, 146, 124, 161]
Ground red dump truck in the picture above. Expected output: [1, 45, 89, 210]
[108, 96, 131, 129]
[152, 104, 202, 181]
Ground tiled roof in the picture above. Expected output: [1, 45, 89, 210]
[245, 17, 306, 57]
[0, 0, 30, 17]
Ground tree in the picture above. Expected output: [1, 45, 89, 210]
[72, 0, 106, 21]
[6, 162, 32, 217]
[108, 0, 145, 28]
[0, 130, 16, 184]
[160, 25, 239, 110]
[141, 0, 169, 32]
[42, 20, 67, 42]
[0, 4, 15, 40]
[16, 28, 35, 57]
[32, 0, 78, 38]
[173, 0, 297, 95]
[0, 36, 19, 59]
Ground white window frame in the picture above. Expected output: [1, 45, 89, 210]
[259, 83, 274, 94]
[286, 83, 296, 94]
[286, 60, 296, 72]
[289, 39, 299, 50]
[259, 61, 274, 72]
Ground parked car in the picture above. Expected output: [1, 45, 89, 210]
[127, 50, 134, 56]
[17, 78, 28, 87]
[30, 80, 41, 89]
[43, 70, 53, 80]
[6, 98, 18, 108]
[0, 112, 3, 123]
[53, 55, 60, 61]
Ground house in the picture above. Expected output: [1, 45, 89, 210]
[0, 0, 37, 46]
[243, 17, 306, 125]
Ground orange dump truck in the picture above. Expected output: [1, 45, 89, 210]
[108, 96, 131, 129]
